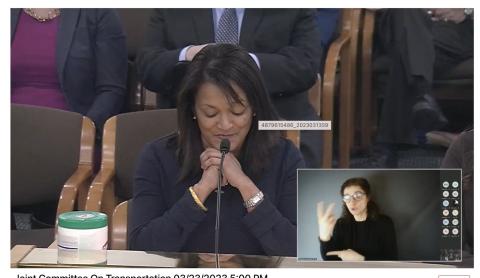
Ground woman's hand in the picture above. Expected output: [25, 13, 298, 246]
[200, 148, 249, 188]
[326, 249, 365, 261]
[193, 164, 221, 203]
[200, 148, 260, 210]
[317, 202, 337, 242]
[199, 148, 227, 187]
[194, 148, 237, 202]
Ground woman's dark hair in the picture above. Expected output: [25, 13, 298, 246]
[340, 177, 380, 221]
[176, 44, 281, 182]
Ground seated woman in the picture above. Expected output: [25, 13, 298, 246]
[128, 44, 304, 256]
[317, 177, 398, 260]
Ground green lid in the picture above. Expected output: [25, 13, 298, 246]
[58, 211, 107, 229]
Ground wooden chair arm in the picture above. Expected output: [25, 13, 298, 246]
[285, 130, 300, 148]
[85, 168, 116, 218]
[360, 9, 376, 149]
[321, 32, 351, 168]
[361, 10, 375, 68]
[79, 117, 95, 165]
[323, 32, 351, 92]
[111, 200, 129, 250]
[56, 165, 93, 217]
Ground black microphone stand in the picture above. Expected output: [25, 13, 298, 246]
[215, 154, 225, 268]
[215, 139, 230, 268]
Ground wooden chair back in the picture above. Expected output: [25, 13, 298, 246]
[85, 109, 178, 243]
[321, 8, 362, 168]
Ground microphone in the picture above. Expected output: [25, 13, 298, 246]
[217, 139, 230, 192]
[220, 139, 230, 154]
[215, 139, 230, 268]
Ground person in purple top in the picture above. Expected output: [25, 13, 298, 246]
[129, 44, 304, 256]
[11, 8, 127, 135]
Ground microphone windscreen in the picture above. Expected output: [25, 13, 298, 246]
[220, 139, 230, 153]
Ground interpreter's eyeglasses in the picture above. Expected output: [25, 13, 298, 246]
[342, 192, 366, 203]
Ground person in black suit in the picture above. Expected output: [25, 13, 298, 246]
[136, 9, 323, 168]
[374, 9, 473, 166]
[11, 8, 127, 134]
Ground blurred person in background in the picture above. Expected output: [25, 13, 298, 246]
[11, 8, 128, 137]
[374, 8, 473, 166]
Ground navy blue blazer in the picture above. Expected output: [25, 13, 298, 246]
[129, 134, 304, 256]
[11, 8, 128, 131]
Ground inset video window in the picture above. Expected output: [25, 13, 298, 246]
[297, 169, 462, 262]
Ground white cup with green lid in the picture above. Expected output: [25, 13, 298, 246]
[57, 211, 108, 264]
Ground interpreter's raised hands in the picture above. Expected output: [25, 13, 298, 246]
[317, 202, 337, 242]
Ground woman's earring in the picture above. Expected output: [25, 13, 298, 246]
[193, 115, 197, 120]
[253, 113, 256, 117]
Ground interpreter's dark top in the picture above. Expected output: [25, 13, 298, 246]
[320, 215, 398, 260]
[129, 134, 304, 256]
